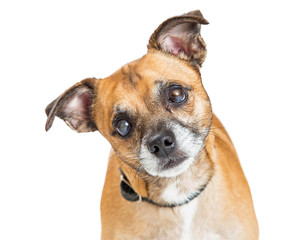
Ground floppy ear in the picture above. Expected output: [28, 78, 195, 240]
[148, 10, 209, 66]
[45, 78, 98, 133]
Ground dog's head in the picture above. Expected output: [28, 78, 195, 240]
[45, 10, 212, 178]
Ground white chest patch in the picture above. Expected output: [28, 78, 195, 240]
[179, 199, 198, 240]
[161, 182, 189, 204]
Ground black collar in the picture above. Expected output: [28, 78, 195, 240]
[119, 168, 207, 208]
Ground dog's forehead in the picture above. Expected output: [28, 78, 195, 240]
[131, 52, 201, 86]
[110, 53, 200, 106]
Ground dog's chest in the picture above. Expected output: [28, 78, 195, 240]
[157, 181, 199, 240]
[148, 201, 198, 240]
[178, 199, 198, 240]
[154, 186, 223, 240]
[152, 200, 222, 240]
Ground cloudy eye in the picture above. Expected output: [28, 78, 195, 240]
[167, 86, 187, 103]
[116, 119, 131, 137]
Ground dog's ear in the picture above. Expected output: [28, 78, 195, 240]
[148, 10, 209, 66]
[45, 78, 98, 133]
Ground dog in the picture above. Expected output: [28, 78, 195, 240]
[45, 10, 258, 240]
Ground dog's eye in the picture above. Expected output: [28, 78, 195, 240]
[116, 119, 131, 137]
[167, 86, 187, 103]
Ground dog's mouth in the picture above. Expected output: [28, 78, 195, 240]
[163, 156, 187, 169]
[139, 146, 197, 177]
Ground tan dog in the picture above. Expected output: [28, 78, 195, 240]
[45, 10, 258, 240]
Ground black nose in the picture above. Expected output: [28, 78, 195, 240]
[147, 130, 175, 158]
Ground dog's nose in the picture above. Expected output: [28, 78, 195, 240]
[147, 130, 175, 158]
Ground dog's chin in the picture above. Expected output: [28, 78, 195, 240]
[142, 156, 195, 178]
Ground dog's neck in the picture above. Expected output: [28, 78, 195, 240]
[118, 134, 214, 207]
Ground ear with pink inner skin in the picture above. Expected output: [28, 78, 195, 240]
[148, 10, 209, 66]
[45, 78, 98, 133]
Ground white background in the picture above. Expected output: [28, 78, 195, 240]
[1, 0, 299, 239]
